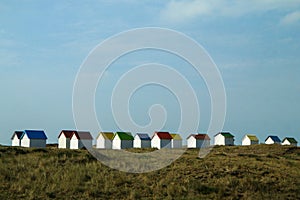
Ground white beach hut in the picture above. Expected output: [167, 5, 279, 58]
[282, 137, 297, 146]
[58, 130, 75, 149]
[20, 130, 48, 148]
[265, 135, 281, 144]
[187, 134, 211, 148]
[11, 131, 23, 146]
[112, 132, 134, 149]
[214, 132, 234, 146]
[70, 131, 93, 149]
[96, 132, 114, 149]
[151, 132, 172, 149]
[242, 134, 259, 146]
[133, 133, 151, 148]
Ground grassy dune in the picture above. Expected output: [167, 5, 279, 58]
[0, 145, 299, 199]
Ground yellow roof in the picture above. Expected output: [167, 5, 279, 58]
[246, 134, 259, 141]
[170, 133, 182, 140]
[97, 132, 114, 140]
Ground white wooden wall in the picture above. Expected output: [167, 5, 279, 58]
[21, 135, 30, 147]
[12, 136, 20, 146]
[187, 137, 196, 148]
[112, 136, 121, 149]
[133, 136, 141, 148]
[70, 137, 79, 149]
[58, 135, 70, 149]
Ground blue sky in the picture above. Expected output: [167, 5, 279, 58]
[0, 0, 300, 145]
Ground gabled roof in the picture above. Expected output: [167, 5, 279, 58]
[283, 137, 298, 144]
[58, 130, 76, 139]
[265, 135, 281, 143]
[215, 132, 234, 138]
[135, 133, 151, 140]
[195, 134, 210, 140]
[153, 132, 172, 140]
[97, 132, 114, 140]
[72, 131, 93, 140]
[187, 134, 210, 140]
[11, 131, 23, 140]
[170, 133, 182, 140]
[245, 134, 259, 141]
[21, 130, 47, 139]
[114, 132, 134, 140]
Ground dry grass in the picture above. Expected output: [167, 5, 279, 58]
[0, 144, 299, 199]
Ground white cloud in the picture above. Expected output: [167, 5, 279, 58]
[280, 11, 300, 25]
[161, 0, 300, 23]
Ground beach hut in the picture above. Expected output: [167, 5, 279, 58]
[282, 137, 298, 146]
[170, 133, 182, 148]
[11, 131, 23, 146]
[70, 131, 93, 149]
[20, 130, 47, 148]
[134, 133, 151, 148]
[214, 132, 234, 146]
[96, 132, 114, 149]
[58, 130, 76, 149]
[265, 135, 281, 144]
[151, 132, 172, 149]
[187, 134, 211, 148]
[242, 134, 259, 146]
[112, 132, 134, 149]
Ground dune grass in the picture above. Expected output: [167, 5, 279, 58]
[0, 144, 299, 199]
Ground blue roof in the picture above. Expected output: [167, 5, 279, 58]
[266, 135, 281, 143]
[21, 130, 48, 139]
[136, 133, 151, 140]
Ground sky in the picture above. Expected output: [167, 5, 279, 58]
[0, 0, 300, 145]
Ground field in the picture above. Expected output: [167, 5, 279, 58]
[0, 144, 300, 199]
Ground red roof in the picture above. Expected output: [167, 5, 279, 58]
[188, 134, 210, 140]
[154, 132, 172, 139]
[58, 130, 76, 139]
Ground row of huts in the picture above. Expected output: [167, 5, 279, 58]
[11, 130, 298, 149]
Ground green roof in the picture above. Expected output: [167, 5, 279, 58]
[246, 134, 259, 141]
[221, 132, 234, 138]
[115, 132, 134, 140]
[284, 137, 298, 144]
